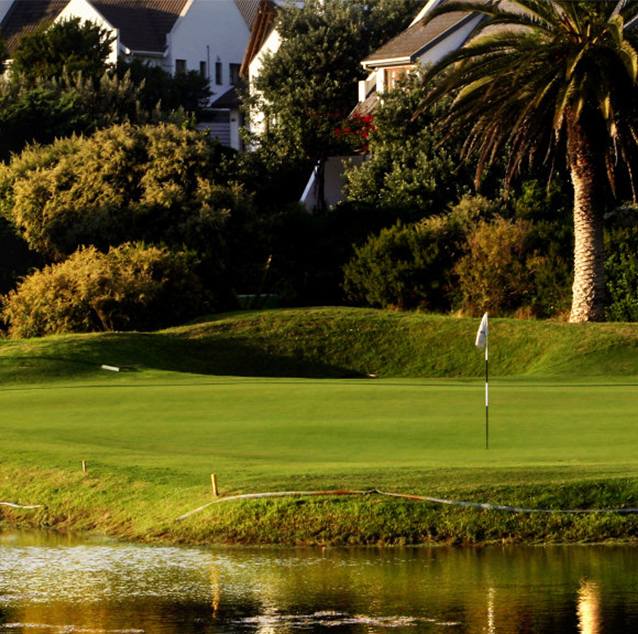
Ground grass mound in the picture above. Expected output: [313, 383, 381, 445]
[0, 307, 638, 382]
[2, 308, 638, 546]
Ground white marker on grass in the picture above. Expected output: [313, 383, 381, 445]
[475, 312, 489, 449]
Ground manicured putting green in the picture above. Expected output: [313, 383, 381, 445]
[2, 374, 637, 491]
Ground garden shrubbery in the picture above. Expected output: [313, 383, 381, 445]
[2, 243, 205, 337]
[342, 193, 574, 318]
[342, 198, 476, 311]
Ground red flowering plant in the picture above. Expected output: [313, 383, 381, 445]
[333, 113, 376, 154]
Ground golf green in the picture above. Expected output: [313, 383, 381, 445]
[2, 374, 637, 489]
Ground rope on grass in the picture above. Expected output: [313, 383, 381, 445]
[174, 489, 638, 521]
[175, 490, 367, 520]
[0, 502, 41, 509]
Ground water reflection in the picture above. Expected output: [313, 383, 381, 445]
[578, 580, 601, 634]
[1, 530, 638, 633]
[486, 587, 496, 634]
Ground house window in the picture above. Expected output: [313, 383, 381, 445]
[199, 61, 207, 77]
[384, 66, 411, 91]
[215, 61, 222, 85]
[175, 59, 187, 74]
[229, 63, 241, 86]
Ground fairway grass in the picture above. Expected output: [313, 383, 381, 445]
[2, 368, 638, 545]
[3, 307, 638, 545]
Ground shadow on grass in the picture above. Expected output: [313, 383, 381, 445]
[0, 331, 366, 382]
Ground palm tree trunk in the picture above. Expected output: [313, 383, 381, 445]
[567, 119, 607, 323]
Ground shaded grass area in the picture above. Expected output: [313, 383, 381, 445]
[2, 371, 638, 545]
[3, 307, 638, 382]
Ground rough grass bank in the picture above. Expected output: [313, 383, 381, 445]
[2, 308, 638, 546]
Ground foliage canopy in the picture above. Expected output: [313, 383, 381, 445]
[248, 0, 421, 162]
[0, 123, 244, 261]
[1, 242, 205, 337]
[11, 17, 114, 82]
[344, 72, 470, 216]
[419, 0, 638, 322]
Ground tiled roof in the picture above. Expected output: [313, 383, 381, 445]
[350, 92, 376, 118]
[233, 0, 261, 30]
[1, 0, 69, 52]
[89, 0, 188, 53]
[211, 85, 241, 108]
[0, 0, 188, 55]
[362, 8, 476, 67]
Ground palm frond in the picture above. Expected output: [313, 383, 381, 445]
[419, 0, 638, 190]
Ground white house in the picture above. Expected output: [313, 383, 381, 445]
[356, 0, 485, 115]
[239, 0, 487, 211]
[239, 0, 304, 140]
[240, 0, 365, 212]
[0, 0, 261, 149]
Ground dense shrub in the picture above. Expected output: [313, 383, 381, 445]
[454, 217, 535, 316]
[342, 211, 469, 311]
[11, 17, 113, 82]
[2, 243, 205, 338]
[605, 244, 638, 321]
[343, 71, 469, 217]
[605, 206, 638, 321]
[454, 216, 571, 317]
[0, 123, 243, 261]
[342, 191, 573, 318]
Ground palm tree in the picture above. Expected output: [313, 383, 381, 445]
[420, 0, 638, 322]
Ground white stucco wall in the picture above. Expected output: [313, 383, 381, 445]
[0, 0, 13, 25]
[301, 156, 367, 212]
[58, 0, 252, 82]
[170, 0, 249, 98]
[246, 27, 281, 137]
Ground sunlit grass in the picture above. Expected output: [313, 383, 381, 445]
[2, 308, 638, 544]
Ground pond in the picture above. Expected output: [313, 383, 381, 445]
[1, 529, 637, 633]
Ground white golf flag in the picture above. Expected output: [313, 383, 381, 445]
[475, 312, 488, 349]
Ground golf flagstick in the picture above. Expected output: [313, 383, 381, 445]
[475, 312, 489, 449]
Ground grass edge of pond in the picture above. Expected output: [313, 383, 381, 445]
[3, 466, 638, 547]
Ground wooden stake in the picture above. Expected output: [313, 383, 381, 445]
[211, 473, 219, 497]
[81, 460, 87, 473]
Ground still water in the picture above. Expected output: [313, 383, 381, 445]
[1, 529, 638, 634]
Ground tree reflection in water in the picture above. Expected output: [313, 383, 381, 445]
[1, 531, 638, 633]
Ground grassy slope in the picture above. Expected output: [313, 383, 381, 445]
[2, 306, 638, 381]
[2, 307, 638, 545]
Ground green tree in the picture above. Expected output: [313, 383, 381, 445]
[0, 71, 159, 161]
[344, 71, 470, 217]
[605, 205, 638, 321]
[1, 243, 205, 337]
[0, 34, 8, 75]
[116, 59, 212, 117]
[248, 0, 420, 166]
[0, 122, 256, 310]
[11, 17, 114, 82]
[342, 214, 467, 311]
[420, 0, 638, 322]
[454, 216, 535, 316]
[0, 123, 242, 261]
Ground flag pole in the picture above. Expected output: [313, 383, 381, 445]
[475, 312, 489, 450]
[485, 321, 488, 450]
